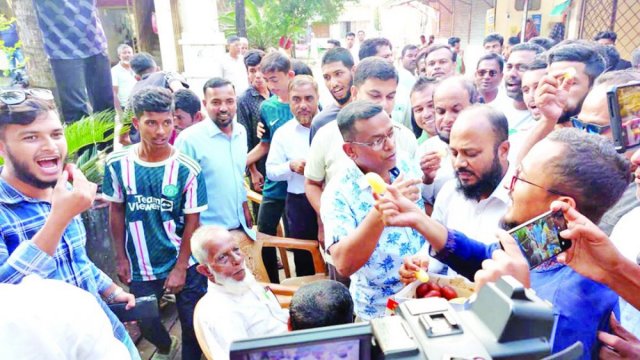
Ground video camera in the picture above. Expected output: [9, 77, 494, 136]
[230, 276, 583, 359]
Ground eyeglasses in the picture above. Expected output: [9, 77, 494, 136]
[476, 69, 499, 78]
[571, 116, 611, 134]
[347, 125, 398, 151]
[0, 89, 54, 106]
[509, 167, 567, 196]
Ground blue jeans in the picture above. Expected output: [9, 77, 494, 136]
[129, 265, 207, 359]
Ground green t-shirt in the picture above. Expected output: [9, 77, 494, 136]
[259, 95, 293, 200]
[103, 146, 208, 281]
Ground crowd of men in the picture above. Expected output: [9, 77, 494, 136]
[1, 2, 640, 359]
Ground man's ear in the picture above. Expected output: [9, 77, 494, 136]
[287, 317, 293, 332]
[556, 196, 577, 211]
[132, 117, 140, 130]
[135, 75, 141, 81]
[287, 70, 295, 79]
[499, 140, 510, 162]
[342, 142, 357, 160]
[194, 111, 204, 123]
[350, 85, 358, 101]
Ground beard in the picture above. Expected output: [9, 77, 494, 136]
[557, 98, 584, 124]
[456, 154, 504, 202]
[4, 148, 58, 189]
[499, 217, 519, 231]
[334, 79, 353, 106]
[209, 265, 256, 296]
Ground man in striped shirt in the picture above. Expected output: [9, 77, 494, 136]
[104, 87, 208, 359]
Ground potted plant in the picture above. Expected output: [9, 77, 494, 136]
[0, 15, 18, 48]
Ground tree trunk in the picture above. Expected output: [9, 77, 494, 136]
[12, 0, 55, 89]
[235, 0, 246, 37]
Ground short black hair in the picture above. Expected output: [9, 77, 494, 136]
[521, 58, 548, 72]
[484, 33, 504, 46]
[548, 43, 606, 86]
[353, 57, 398, 88]
[359, 37, 392, 60]
[260, 51, 291, 74]
[508, 36, 521, 46]
[547, 128, 630, 223]
[327, 39, 341, 48]
[227, 35, 240, 44]
[448, 37, 461, 47]
[476, 52, 504, 72]
[174, 89, 201, 117]
[594, 30, 617, 43]
[510, 42, 545, 56]
[130, 52, 156, 76]
[0, 97, 56, 138]
[346, 32, 355, 37]
[292, 59, 313, 76]
[598, 44, 621, 71]
[130, 86, 173, 118]
[528, 36, 556, 50]
[203, 77, 234, 95]
[289, 280, 354, 331]
[410, 75, 439, 96]
[321, 47, 354, 69]
[425, 44, 456, 62]
[244, 49, 265, 68]
[401, 44, 419, 58]
[337, 100, 384, 141]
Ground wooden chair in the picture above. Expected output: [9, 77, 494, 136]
[230, 230, 327, 308]
[193, 300, 214, 360]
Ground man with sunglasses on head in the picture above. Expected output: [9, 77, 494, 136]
[320, 100, 429, 320]
[474, 53, 504, 104]
[383, 127, 629, 358]
[0, 90, 140, 359]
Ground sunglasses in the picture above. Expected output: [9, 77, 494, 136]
[0, 89, 55, 106]
[570, 116, 611, 134]
[476, 69, 499, 78]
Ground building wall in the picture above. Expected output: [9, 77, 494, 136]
[493, 0, 564, 39]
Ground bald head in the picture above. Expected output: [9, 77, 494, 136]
[433, 76, 478, 143]
[191, 225, 234, 265]
[451, 104, 508, 146]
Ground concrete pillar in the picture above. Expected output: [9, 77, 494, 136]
[154, 0, 179, 72]
[177, 0, 227, 99]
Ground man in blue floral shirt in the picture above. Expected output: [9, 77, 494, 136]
[321, 100, 432, 319]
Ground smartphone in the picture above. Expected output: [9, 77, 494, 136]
[508, 210, 571, 269]
[607, 81, 640, 153]
[108, 295, 159, 323]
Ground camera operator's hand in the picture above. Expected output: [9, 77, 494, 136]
[474, 230, 531, 292]
[552, 201, 623, 285]
[598, 314, 640, 359]
[51, 164, 97, 223]
[374, 185, 424, 228]
[399, 255, 430, 285]
[534, 70, 574, 126]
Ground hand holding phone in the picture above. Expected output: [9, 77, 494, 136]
[607, 81, 640, 152]
[508, 210, 571, 269]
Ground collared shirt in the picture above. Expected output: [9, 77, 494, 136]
[433, 230, 617, 359]
[393, 67, 417, 130]
[415, 136, 455, 205]
[266, 119, 310, 194]
[111, 62, 136, 104]
[237, 86, 270, 152]
[218, 54, 249, 95]
[610, 206, 640, 338]
[432, 168, 512, 245]
[321, 156, 426, 320]
[34, 0, 107, 60]
[490, 93, 535, 135]
[175, 119, 250, 232]
[197, 280, 288, 360]
[0, 178, 139, 359]
[305, 121, 418, 187]
[309, 102, 341, 142]
[0, 275, 130, 359]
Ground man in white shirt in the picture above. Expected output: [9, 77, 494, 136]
[419, 76, 478, 205]
[424, 44, 456, 79]
[345, 31, 359, 63]
[474, 53, 503, 104]
[111, 44, 136, 115]
[192, 226, 288, 360]
[499, 43, 544, 133]
[432, 104, 511, 245]
[218, 36, 249, 95]
[393, 44, 419, 129]
[266, 75, 319, 276]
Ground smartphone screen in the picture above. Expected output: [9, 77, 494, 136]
[617, 84, 640, 148]
[508, 210, 570, 269]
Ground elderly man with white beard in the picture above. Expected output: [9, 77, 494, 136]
[192, 226, 288, 360]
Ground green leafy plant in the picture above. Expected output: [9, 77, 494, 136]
[0, 14, 15, 32]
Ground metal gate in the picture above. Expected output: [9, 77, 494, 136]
[579, 0, 640, 59]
